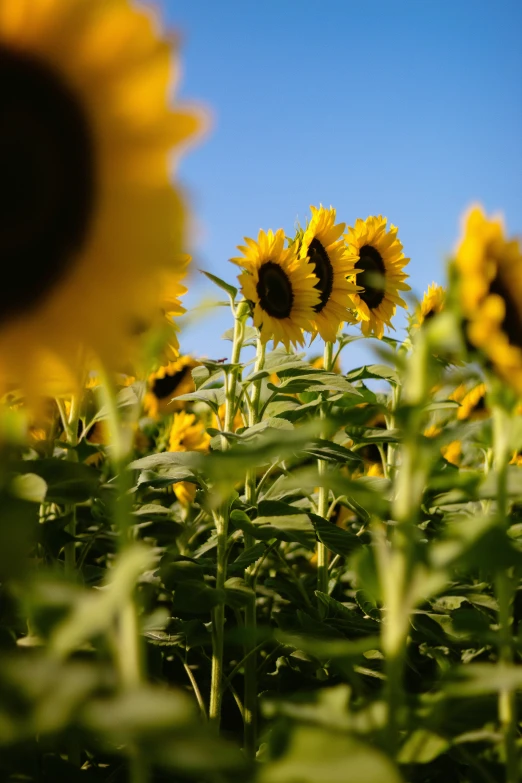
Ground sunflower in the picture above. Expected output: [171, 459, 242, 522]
[144, 355, 199, 418]
[414, 283, 446, 327]
[441, 440, 462, 466]
[455, 206, 522, 393]
[299, 206, 359, 343]
[345, 216, 410, 339]
[168, 410, 210, 506]
[450, 382, 488, 421]
[0, 0, 202, 397]
[232, 229, 320, 349]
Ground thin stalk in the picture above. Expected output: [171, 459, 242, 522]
[64, 393, 81, 576]
[381, 331, 431, 757]
[242, 336, 265, 758]
[316, 340, 334, 596]
[493, 405, 518, 783]
[209, 302, 248, 730]
[209, 511, 229, 726]
[98, 366, 148, 783]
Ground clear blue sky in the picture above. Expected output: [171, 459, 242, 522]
[160, 0, 522, 367]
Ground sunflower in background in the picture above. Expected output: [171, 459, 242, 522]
[168, 411, 210, 506]
[451, 382, 488, 421]
[232, 229, 320, 349]
[345, 216, 410, 338]
[0, 0, 203, 398]
[299, 206, 360, 343]
[455, 205, 522, 394]
[414, 283, 446, 327]
[144, 355, 199, 418]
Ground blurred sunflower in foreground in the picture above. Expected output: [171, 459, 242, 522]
[346, 216, 410, 338]
[456, 206, 522, 394]
[0, 0, 203, 396]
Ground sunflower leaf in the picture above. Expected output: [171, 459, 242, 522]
[200, 270, 237, 300]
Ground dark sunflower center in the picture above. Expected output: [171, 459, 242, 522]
[355, 245, 386, 310]
[308, 238, 333, 313]
[152, 369, 189, 400]
[256, 261, 293, 319]
[0, 46, 95, 325]
[490, 270, 522, 350]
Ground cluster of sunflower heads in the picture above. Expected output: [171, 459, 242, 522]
[231, 205, 411, 349]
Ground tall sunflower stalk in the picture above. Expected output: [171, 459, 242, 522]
[209, 300, 248, 727]
[243, 335, 266, 757]
[491, 395, 518, 783]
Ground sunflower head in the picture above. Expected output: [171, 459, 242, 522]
[144, 355, 199, 418]
[299, 206, 360, 343]
[414, 283, 446, 328]
[168, 411, 210, 453]
[450, 382, 488, 421]
[232, 228, 320, 350]
[345, 216, 411, 339]
[0, 0, 203, 398]
[441, 440, 462, 466]
[455, 205, 522, 394]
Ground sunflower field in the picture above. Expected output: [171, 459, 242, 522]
[1, 1, 522, 782]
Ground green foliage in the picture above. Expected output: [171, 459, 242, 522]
[2, 289, 522, 783]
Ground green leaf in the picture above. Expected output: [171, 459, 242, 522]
[231, 509, 316, 549]
[172, 387, 225, 409]
[310, 514, 362, 557]
[191, 365, 210, 389]
[229, 542, 267, 573]
[398, 730, 449, 764]
[50, 545, 155, 657]
[355, 590, 381, 622]
[303, 439, 363, 464]
[11, 473, 47, 503]
[345, 364, 399, 384]
[172, 580, 225, 613]
[200, 270, 237, 299]
[346, 426, 402, 444]
[10, 460, 99, 504]
[224, 577, 255, 608]
[258, 726, 403, 783]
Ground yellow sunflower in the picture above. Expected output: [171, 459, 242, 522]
[168, 410, 210, 506]
[414, 283, 446, 327]
[450, 382, 488, 421]
[143, 355, 199, 418]
[441, 440, 462, 466]
[299, 206, 359, 343]
[455, 205, 522, 394]
[345, 216, 410, 338]
[0, 0, 202, 397]
[232, 229, 320, 349]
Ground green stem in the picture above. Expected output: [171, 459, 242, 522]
[209, 302, 248, 730]
[242, 336, 265, 758]
[209, 511, 229, 726]
[64, 393, 81, 576]
[316, 340, 334, 596]
[98, 366, 148, 783]
[493, 405, 518, 783]
[381, 331, 430, 757]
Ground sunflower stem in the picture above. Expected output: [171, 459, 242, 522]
[492, 403, 518, 783]
[242, 335, 265, 758]
[63, 392, 81, 576]
[316, 340, 334, 596]
[210, 301, 248, 730]
[98, 366, 148, 783]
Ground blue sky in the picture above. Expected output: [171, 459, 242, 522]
[160, 0, 522, 367]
